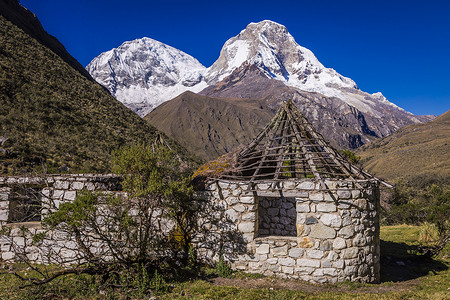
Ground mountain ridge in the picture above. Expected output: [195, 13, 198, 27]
[357, 110, 449, 187]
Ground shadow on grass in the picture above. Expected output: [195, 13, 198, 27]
[380, 240, 448, 282]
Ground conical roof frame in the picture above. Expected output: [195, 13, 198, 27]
[218, 100, 386, 188]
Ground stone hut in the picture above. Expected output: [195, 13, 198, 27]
[195, 100, 386, 284]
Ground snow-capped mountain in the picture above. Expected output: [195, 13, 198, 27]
[206, 20, 417, 121]
[86, 37, 207, 116]
[86, 20, 429, 126]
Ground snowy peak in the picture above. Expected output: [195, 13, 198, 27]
[86, 37, 207, 116]
[207, 20, 357, 92]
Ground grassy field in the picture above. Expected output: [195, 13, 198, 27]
[0, 225, 449, 299]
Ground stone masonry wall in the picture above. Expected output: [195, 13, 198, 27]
[198, 179, 380, 284]
[0, 174, 122, 263]
[258, 196, 296, 236]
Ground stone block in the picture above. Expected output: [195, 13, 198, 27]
[344, 265, 357, 276]
[288, 248, 304, 258]
[268, 264, 281, 272]
[337, 190, 351, 199]
[267, 258, 278, 264]
[310, 223, 336, 239]
[256, 183, 270, 190]
[222, 190, 231, 198]
[297, 259, 320, 268]
[320, 214, 342, 227]
[256, 244, 270, 254]
[0, 211, 8, 221]
[298, 236, 314, 248]
[306, 249, 324, 259]
[272, 245, 288, 256]
[323, 268, 338, 276]
[320, 240, 333, 251]
[226, 197, 239, 205]
[2, 251, 14, 260]
[321, 260, 332, 268]
[218, 181, 229, 189]
[294, 266, 314, 274]
[240, 196, 254, 204]
[225, 209, 239, 222]
[342, 247, 359, 259]
[339, 225, 355, 238]
[317, 203, 337, 212]
[242, 212, 256, 221]
[313, 276, 328, 283]
[54, 180, 70, 190]
[312, 269, 324, 277]
[333, 260, 345, 268]
[233, 204, 246, 212]
[323, 193, 337, 202]
[353, 233, 367, 247]
[53, 189, 64, 200]
[71, 182, 84, 190]
[238, 222, 254, 233]
[282, 266, 294, 274]
[13, 236, 25, 247]
[305, 216, 318, 224]
[63, 191, 77, 201]
[298, 181, 315, 190]
[355, 199, 368, 210]
[351, 190, 361, 199]
[333, 237, 347, 250]
[267, 208, 279, 216]
[327, 251, 339, 261]
[296, 203, 310, 212]
[279, 257, 295, 267]
[309, 193, 324, 201]
[294, 191, 310, 198]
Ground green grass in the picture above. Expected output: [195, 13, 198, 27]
[0, 225, 448, 299]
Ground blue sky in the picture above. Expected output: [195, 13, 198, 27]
[20, 0, 450, 116]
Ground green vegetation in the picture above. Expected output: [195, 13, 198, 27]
[381, 184, 449, 258]
[1, 225, 448, 299]
[0, 15, 193, 174]
[338, 149, 361, 164]
[9, 144, 200, 290]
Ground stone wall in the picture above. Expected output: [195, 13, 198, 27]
[0, 174, 123, 263]
[258, 196, 296, 236]
[197, 179, 380, 283]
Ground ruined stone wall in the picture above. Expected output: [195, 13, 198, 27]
[0, 174, 122, 262]
[198, 179, 380, 284]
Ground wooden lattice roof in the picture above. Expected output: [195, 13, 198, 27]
[198, 100, 389, 189]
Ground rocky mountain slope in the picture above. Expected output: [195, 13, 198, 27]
[0, 6, 191, 174]
[145, 91, 274, 161]
[356, 110, 450, 187]
[86, 37, 207, 116]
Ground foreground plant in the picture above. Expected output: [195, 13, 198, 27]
[3, 144, 202, 293]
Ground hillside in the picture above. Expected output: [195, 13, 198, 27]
[357, 110, 450, 187]
[0, 0, 94, 82]
[144, 91, 274, 161]
[0, 14, 188, 174]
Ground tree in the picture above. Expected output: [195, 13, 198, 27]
[4, 144, 200, 291]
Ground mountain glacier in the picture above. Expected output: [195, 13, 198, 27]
[87, 20, 423, 123]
